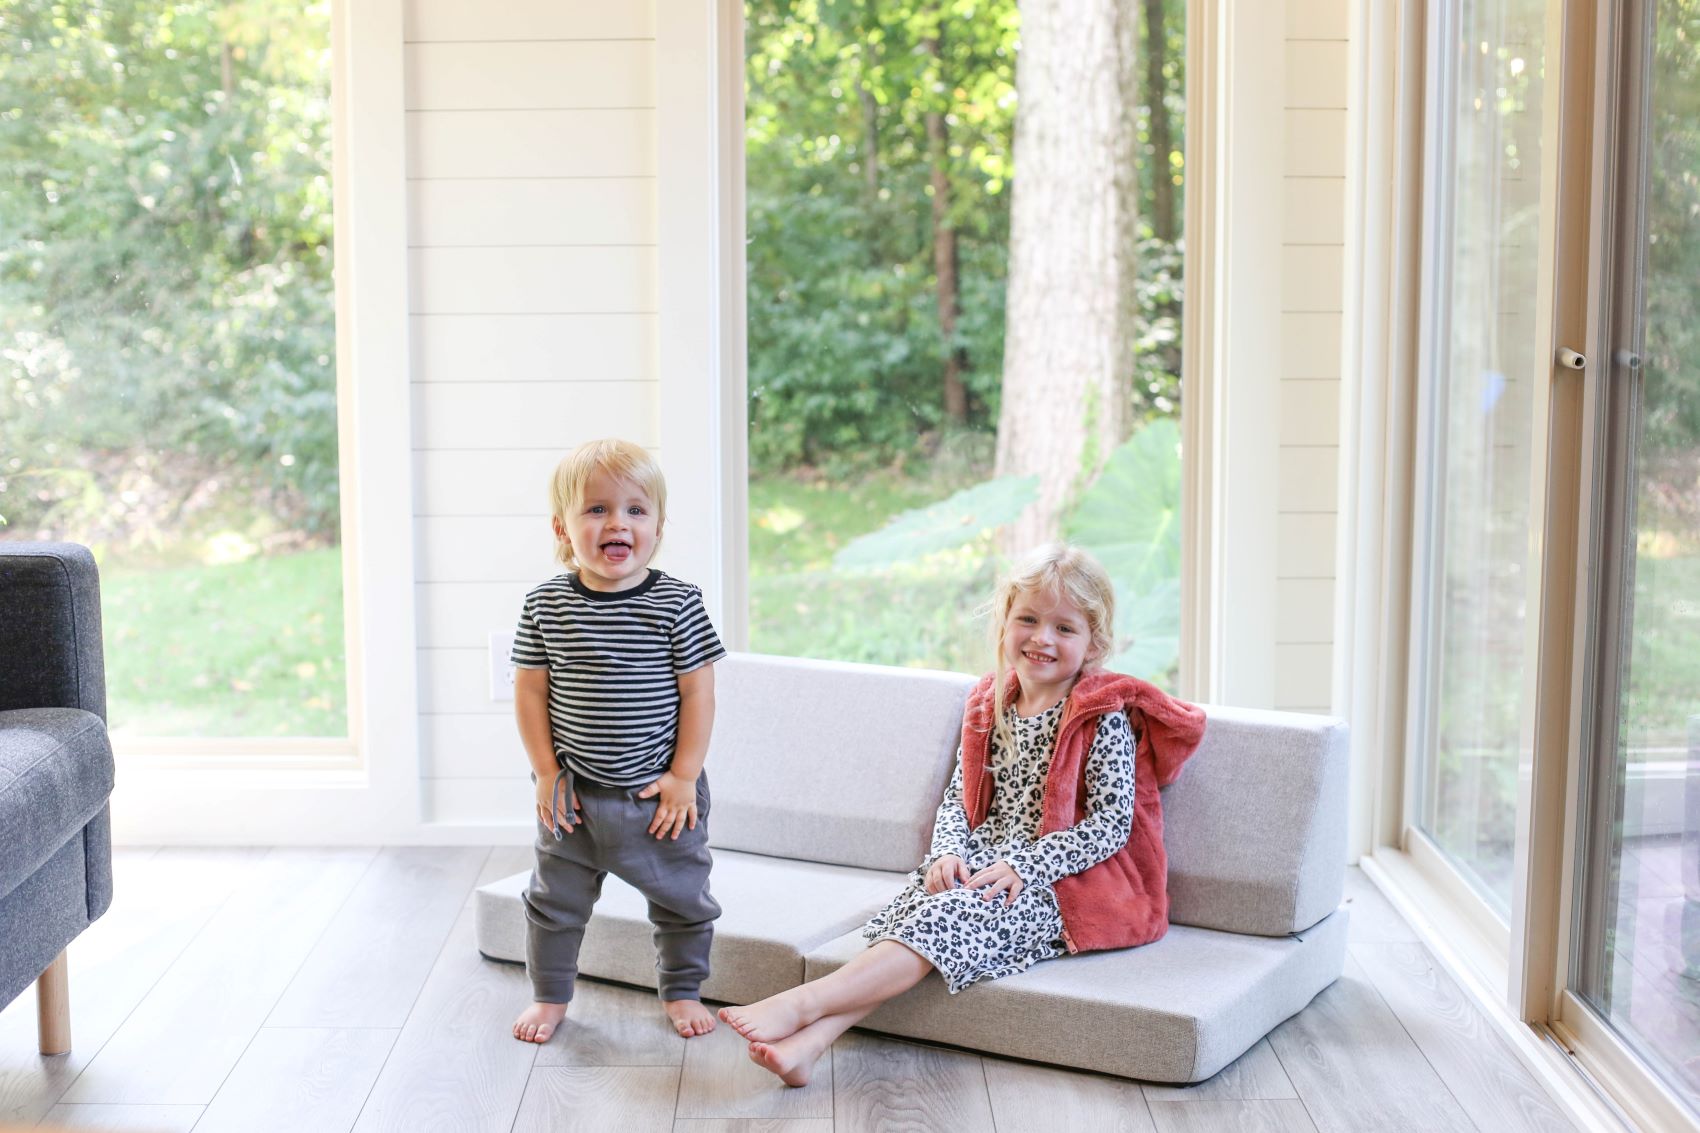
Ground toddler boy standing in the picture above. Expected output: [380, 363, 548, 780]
[509, 438, 725, 1043]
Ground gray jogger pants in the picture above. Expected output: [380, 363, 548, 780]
[522, 771, 720, 1004]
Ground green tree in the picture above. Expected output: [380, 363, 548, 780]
[0, 0, 340, 546]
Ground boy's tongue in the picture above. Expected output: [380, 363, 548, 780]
[602, 543, 631, 563]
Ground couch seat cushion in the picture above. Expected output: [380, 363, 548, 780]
[0, 707, 114, 902]
[805, 907, 1349, 1083]
[476, 848, 907, 1005]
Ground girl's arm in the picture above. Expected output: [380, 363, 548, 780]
[923, 751, 972, 866]
[1004, 710, 1137, 888]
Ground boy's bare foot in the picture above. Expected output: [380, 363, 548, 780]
[664, 998, 716, 1037]
[717, 993, 808, 1042]
[749, 1036, 820, 1087]
[513, 1001, 568, 1044]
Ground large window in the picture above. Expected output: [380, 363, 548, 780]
[1412, 0, 1546, 913]
[742, 1, 1184, 681]
[1383, 0, 1700, 1124]
[0, 0, 346, 739]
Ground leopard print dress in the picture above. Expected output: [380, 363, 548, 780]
[861, 701, 1138, 993]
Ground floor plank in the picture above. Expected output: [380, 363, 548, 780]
[0, 849, 262, 1125]
[60, 847, 375, 1106]
[194, 1027, 397, 1133]
[1147, 1099, 1319, 1133]
[674, 1020, 831, 1121]
[983, 1057, 1153, 1131]
[673, 1115, 839, 1122]
[1143, 1039, 1297, 1102]
[349, 908, 538, 1133]
[4, 849, 1586, 1133]
[35, 1102, 203, 1131]
[1353, 941, 1578, 1132]
[534, 979, 686, 1068]
[267, 846, 489, 1028]
[832, 1032, 995, 1133]
[1343, 867, 1417, 943]
[1266, 955, 1475, 1132]
[475, 845, 535, 890]
[510, 1066, 678, 1133]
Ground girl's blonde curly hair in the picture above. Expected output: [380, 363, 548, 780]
[548, 438, 667, 569]
[987, 543, 1117, 758]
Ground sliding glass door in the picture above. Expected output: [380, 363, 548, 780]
[1570, 0, 1700, 1114]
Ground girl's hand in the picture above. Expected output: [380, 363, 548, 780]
[638, 771, 698, 840]
[536, 778, 580, 833]
[965, 860, 1025, 906]
[924, 854, 970, 894]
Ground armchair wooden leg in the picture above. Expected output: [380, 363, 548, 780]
[37, 950, 70, 1056]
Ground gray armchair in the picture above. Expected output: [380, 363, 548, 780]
[0, 542, 116, 1055]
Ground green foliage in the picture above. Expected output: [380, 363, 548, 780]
[0, 0, 340, 542]
[744, 0, 1018, 473]
[818, 419, 1183, 681]
[1063, 417, 1181, 679]
[832, 472, 1035, 568]
[749, 456, 997, 672]
[744, 0, 1188, 474]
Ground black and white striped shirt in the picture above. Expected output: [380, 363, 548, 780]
[510, 569, 726, 787]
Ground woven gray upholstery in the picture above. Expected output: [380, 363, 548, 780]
[0, 543, 116, 1019]
[0, 543, 107, 720]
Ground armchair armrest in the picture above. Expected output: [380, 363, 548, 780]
[0, 542, 107, 720]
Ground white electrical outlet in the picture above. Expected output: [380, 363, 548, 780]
[489, 630, 517, 702]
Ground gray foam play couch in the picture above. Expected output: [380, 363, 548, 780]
[474, 652, 1349, 1084]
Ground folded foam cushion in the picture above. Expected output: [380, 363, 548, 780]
[805, 907, 1349, 1083]
[1161, 705, 1348, 936]
[703, 654, 975, 873]
[475, 848, 909, 1005]
[0, 707, 114, 902]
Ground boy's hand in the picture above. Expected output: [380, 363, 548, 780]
[637, 770, 698, 840]
[965, 860, 1024, 906]
[536, 777, 580, 833]
[924, 854, 970, 894]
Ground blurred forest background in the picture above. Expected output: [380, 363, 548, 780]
[1, 0, 346, 736]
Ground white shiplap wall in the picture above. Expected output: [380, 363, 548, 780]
[1276, 0, 1348, 714]
[406, 0, 660, 824]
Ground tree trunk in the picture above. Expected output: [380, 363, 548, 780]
[859, 80, 881, 201]
[1144, 0, 1176, 243]
[995, 0, 1141, 548]
[924, 33, 969, 425]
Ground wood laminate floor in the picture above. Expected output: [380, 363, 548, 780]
[0, 849, 1579, 1132]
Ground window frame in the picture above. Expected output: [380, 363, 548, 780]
[1349, 0, 1700, 1127]
[111, 0, 425, 841]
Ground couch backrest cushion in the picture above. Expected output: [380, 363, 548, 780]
[1159, 704, 1348, 936]
[705, 653, 975, 872]
[0, 544, 106, 720]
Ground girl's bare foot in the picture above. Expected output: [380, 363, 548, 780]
[717, 992, 808, 1042]
[663, 998, 716, 1037]
[513, 1001, 567, 1044]
[748, 1036, 821, 1087]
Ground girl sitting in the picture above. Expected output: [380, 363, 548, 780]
[718, 542, 1207, 1085]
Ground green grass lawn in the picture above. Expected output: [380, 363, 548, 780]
[747, 463, 1002, 672]
[102, 548, 347, 738]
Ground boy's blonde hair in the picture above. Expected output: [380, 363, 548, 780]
[549, 438, 667, 569]
[988, 543, 1118, 757]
